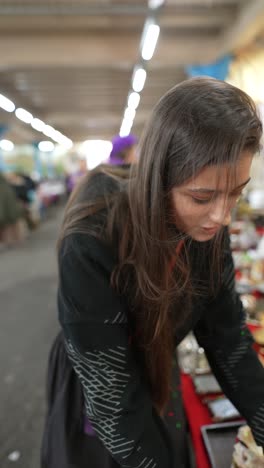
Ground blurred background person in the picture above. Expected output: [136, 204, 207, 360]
[0, 172, 26, 248]
[6, 171, 39, 230]
[65, 158, 88, 197]
[108, 134, 138, 166]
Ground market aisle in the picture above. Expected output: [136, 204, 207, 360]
[0, 207, 63, 468]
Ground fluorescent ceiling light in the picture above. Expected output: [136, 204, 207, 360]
[60, 137, 73, 149]
[8, 99, 72, 148]
[52, 131, 64, 144]
[128, 92, 140, 110]
[50, 130, 65, 144]
[81, 140, 112, 170]
[43, 124, 56, 138]
[132, 68, 147, 93]
[38, 141, 55, 152]
[141, 24, 160, 61]
[0, 94, 15, 113]
[31, 118, 45, 132]
[148, 0, 164, 9]
[0, 139, 14, 151]
[44, 128, 72, 148]
[124, 107, 136, 121]
[119, 118, 133, 137]
[15, 107, 33, 124]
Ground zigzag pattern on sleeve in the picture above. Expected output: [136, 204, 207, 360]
[65, 339, 157, 468]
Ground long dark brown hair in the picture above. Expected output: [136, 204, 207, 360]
[59, 78, 262, 413]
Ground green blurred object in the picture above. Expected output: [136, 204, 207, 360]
[0, 173, 22, 226]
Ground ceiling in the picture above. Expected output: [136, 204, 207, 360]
[0, 0, 263, 145]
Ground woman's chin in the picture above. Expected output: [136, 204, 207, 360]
[189, 229, 218, 242]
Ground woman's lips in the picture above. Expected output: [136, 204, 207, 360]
[202, 226, 219, 235]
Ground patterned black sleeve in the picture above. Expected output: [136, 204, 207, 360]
[194, 231, 264, 447]
[58, 234, 175, 468]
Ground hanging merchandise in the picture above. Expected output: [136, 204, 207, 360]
[186, 54, 233, 81]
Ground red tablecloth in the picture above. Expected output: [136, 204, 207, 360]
[180, 323, 262, 468]
[181, 373, 212, 468]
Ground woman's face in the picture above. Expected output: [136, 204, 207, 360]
[171, 151, 253, 242]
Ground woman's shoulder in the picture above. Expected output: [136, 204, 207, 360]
[59, 231, 117, 277]
[58, 232, 126, 326]
[77, 164, 129, 204]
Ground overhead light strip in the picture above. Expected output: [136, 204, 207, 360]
[0, 139, 14, 151]
[141, 23, 160, 61]
[148, 0, 164, 10]
[0, 91, 72, 148]
[0, 93, 15, 112]
[132, 68, 147, 93]
[119, 3, 164, 137]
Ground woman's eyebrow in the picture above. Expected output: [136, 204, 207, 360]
[188, 177, 251, 194]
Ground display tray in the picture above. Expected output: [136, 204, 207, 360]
[201, 421, 245, 468]
[207, 397, 240, 422]
[193, 373, 222, 395]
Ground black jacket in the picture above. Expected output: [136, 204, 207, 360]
[58, 171, 264, 468]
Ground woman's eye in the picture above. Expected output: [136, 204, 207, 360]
[191, 197, 211, 205]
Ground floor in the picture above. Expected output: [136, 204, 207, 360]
[0, 207, 62, 468]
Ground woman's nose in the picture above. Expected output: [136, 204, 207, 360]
[209, 199, 232, 226]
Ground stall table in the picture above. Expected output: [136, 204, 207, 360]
[180, 323, 262, 468]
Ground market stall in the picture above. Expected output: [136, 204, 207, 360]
[178, 211, 264, 467]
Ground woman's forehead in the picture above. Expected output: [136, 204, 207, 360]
[183, 155, 253, 192]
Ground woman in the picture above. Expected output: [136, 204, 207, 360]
[42, 78, 264, 468]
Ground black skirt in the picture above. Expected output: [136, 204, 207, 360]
[41, 332, 190, 468]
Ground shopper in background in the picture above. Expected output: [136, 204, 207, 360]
[65, 159, 88, 196]
[6, 171, 38, 230]
[42, 78, 264, 468]
[0, 172, 25, 248]
[108, 134, 138, 166]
